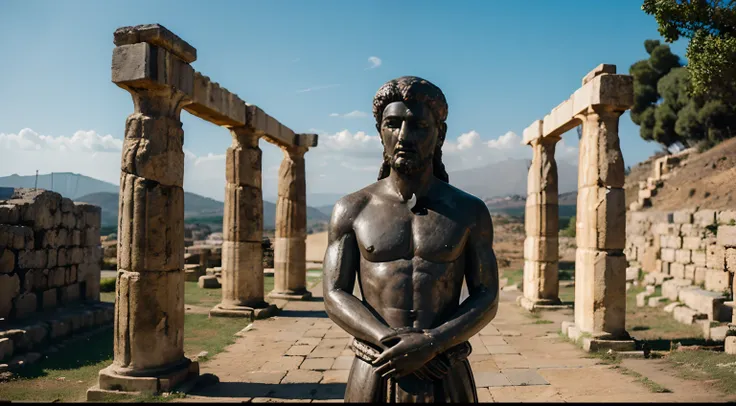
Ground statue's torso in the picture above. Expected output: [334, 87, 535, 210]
[351, 184, 474, 330]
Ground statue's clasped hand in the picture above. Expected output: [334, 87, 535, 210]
[372, 329, 440, 379]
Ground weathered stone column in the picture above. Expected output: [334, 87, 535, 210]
[89, 25, 199, 399]
[519, 120, 563, 311]
[573, 103, 632, 348]
[268, 145, 311, 300]
[210, 127, 277, 319]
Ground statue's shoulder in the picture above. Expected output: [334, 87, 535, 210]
[439, 182, 489, 212]
[329, 182, 379, 231]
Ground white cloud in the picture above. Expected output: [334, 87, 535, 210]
[0, 128, 122, 152]
[366, 56, 382, 70]
[0, 127, 578, 200]
[329, 110, 369, 119]
[296, 84, 340, 93]
[486, 131, 520, 149]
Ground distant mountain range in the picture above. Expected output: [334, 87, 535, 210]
[0, 173, 330, 228]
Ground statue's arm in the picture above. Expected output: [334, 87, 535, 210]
[322, 198, 395, 348]
[429, 199, 499, 353]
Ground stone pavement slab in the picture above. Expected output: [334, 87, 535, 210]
[179, 285, 735, 403]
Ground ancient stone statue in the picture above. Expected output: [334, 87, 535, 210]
[323, 76, 500, 403]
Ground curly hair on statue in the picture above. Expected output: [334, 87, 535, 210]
[372, 76, 450, 183]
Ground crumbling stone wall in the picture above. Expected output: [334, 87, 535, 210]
[0, 189, 102, 321]
[626, 209, 734, 294]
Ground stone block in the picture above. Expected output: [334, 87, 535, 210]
[46, 249, 57, 268]
[648, 296, 668, 307]
[573, 248, 627, 338]
[663, 302, 682, 313]
[719, 211, 736, 225]
[48, 319, 71, 340]
[673, 306, 707, 325]
[17, 249, 46, 269]
[707, 244, 725, 270]
[662, 278, 692, 300]
[685, 264, 696, 280]
[523, 236, 558, 262]
[576, 187, 625, 250]
[726, 248, 736, 273]
[0, 338, 13, 362]
[718, 225, 736, 247]
[678, 288, 727, 320]
[117, 174, 185, 272]
[625, 267, 639, 282]
[643, 272, 672, 286]
[13, 293, 37, 319]
[42, 289, 57, 310]
[680, 223, 702, 237]
[0, 248, 15, 273]
[636, 291, 652, 307]
[692, 250, 706, 267]
[662, 235, 682, 249]
[660, 260, 671, 274]
[57, 248, 69, 267]
[675, 249, 692, 264]
[222, 183, 263, 242]
[60, 284, 81, 305]
[717, 327, 734, 345]
[198, 274, 220, 289]
[670, 262, 685, 279]
[694, 210, 717, 226]
[705, 269, 730, 293]
[71, 229, 82, 246]
[0, 204, 20, 224]
[48, 268, 66, 288]
[694, 267, 708, 285]
[661, 248, 676, 262]
[683, 237, 703, 250]
[0, 273, 21, 318]
[673, 210, 694, 224]
[113, 270, 186, 371]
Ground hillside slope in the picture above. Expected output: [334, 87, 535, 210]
[637, 137, 736, 212]
[0, 172, 118, 199]
[76, 191, 330, 228]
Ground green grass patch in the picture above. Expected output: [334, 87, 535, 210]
[666, 350, 736, 394]
[502, 268, 523, 287]
[0, 312, 248, 402]
[625, 285, 703, 348]
[100, 277, 116, 293]
[613, 365, 672, 393]
[532, 319, 554, 325]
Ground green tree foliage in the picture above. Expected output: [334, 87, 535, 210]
[630, 38, 736, 148]
[629, 40, 684, 146]
[642, 0, 736, 103]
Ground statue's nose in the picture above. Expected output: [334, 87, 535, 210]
[398, 121, 409, 141]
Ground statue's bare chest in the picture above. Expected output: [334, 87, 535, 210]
[353, 199, 469, 263]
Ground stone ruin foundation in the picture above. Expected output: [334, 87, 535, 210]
[627, 209, 736, 343]
[518, 64, 636, 352]
[0, 188, 112, 371]
[87, 24, 319, 399]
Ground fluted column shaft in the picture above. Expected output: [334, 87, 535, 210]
[523, 135, 561, 305]
[574, 105, 628, 339]
[269, 145, 311, 300]
[112, 87, 190, 376]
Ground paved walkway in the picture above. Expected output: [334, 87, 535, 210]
[180, 284, 735, 403]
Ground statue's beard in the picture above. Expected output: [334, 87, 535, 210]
[383, 150, 433, 176]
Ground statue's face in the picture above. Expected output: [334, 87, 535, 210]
[380, 101, 439, 176]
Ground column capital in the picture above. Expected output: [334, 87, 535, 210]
[282, 144, 309, 158]
[229, 126, 259, 148]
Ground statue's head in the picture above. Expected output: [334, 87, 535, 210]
[373, 76, 449, 183]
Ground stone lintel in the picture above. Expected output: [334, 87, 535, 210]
[296, 133, 319, 148]
[523, 119, 560, 146]
[247, 104, 296, 146]
[542, 70, 633, 139]
[114, 24, 197, 63]
[112, 34, 306, 147]
[582, 64, 616, 86]
[184, 72, 248, 127]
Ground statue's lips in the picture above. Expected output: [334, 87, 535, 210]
[394, 148, 416, 156]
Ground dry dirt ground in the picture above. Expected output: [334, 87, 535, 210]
[627, 137, 736, 212]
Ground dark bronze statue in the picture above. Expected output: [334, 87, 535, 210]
[323, 76, 500, 403]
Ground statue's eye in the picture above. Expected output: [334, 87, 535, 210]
[385, 119, 400, 128]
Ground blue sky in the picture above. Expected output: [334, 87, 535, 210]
[0, 0, 688, 203]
